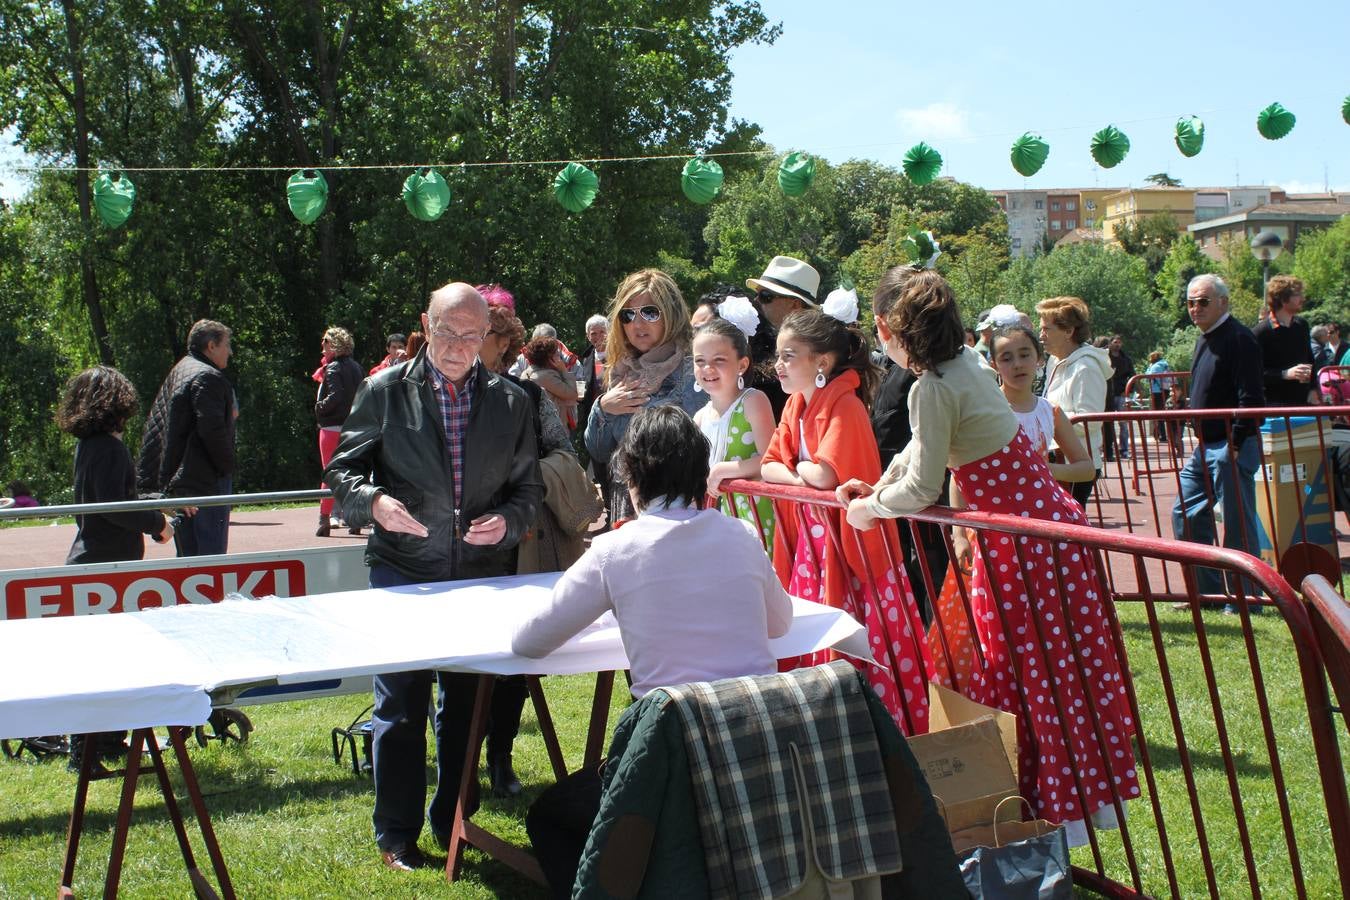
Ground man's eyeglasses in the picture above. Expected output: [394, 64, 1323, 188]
[618, 305, 662, 325]
[431, 329, 487, 347]
[1186, 296, 1214, 309]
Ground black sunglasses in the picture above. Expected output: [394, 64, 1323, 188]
[619, 305, 662, 324]
[755, 289, 790, 304]
[1186, 296, 1213, 308]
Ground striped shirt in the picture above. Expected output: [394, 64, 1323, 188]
[426, 359, 476, 513]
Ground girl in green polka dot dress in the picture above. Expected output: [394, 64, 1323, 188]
[692, 307, 777, 554]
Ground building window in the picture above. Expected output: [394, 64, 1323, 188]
[1011, 199, 1019, 210]
[1066, 201, 1076, 211]
[1085, 200, 1096, 210]
[1086, 217, 1095, 227]
[1066, 219, 1076, 229]
[1012, 238, 1022, 249]
[1034, 199, 1044, 210]
[1051, 201, 1061, 211]
[1050, 220, 1061, 231]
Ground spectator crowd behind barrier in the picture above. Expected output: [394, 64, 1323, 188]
[717, 476, 1350, 897]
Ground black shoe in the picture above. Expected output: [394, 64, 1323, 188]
[379, 845, 427, 872]
[488, 755, 522, 798]
[348, 525, 362, 535]
[316, 514, 331, 537]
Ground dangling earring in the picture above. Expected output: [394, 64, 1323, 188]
[815, 368, 827, 389]
[736, 373, 745, 390]
[693, 380, 703, 393]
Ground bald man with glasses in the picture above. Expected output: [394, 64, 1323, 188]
[326, 282, 543, 872]
[1171, 274, 1265, 610]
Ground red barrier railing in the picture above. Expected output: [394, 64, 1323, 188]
[718, 478, 1350, 899]
[1067, 406, 1350, 596]
[1302, 574, 1350, 733]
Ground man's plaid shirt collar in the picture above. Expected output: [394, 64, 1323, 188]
[425, 357, 477, 507]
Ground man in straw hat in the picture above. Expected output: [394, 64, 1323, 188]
[747, 255, 820, 329]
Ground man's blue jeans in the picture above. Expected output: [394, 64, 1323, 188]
[174, 476, 231, 557]
[1171, 436, 1260, 596]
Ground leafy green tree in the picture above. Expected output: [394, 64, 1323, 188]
[1113, 211, 1181, 289]
[1294, 215, 1350, 306]
[1000, 242, 1168, 359]
[1144, 173, 1182, 187]
[1155, 235, 1214, 326]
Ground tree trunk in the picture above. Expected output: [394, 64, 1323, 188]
[60, 0, 115, 366]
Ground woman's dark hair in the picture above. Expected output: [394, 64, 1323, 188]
[878, 270, 964, 376]
[696, 284, 778, 384]
[989, 324, 1044, 361]
[56, 366, 140, 439]
[612, 405, 710, 511]
[523, 335, 560, 368]
[7, 480, 33, 498]
[779, 308, 880, 406]
[693, 316, 750, 360]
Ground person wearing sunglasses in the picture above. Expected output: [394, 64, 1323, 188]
[584, 268, 701, 523]
[1171, 273, 1266, 609]
[746, 255, 820, 329]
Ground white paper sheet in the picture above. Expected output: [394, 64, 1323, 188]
[0, 572, 869, 738]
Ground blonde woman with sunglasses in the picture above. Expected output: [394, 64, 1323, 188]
[584, 268, 701, 522]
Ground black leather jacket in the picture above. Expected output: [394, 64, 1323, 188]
[315, 354, 364, 427]
[136, 350, 235, 497]
[324, 350, 543, 582]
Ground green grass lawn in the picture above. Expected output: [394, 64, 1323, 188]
[1, 605, 1347, 898]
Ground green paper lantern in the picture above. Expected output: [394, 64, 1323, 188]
[1257, 102, 1296, 140]
[92, 172, 135, 228]
[401, 168, 451, 221]
[1343, 95, 1350, 125]
[286, 170, 328, 224]
[1174, 116, 1205, 158]
[777, 152, 815, 197]
[553, 162, 598, 213]
[680, 157, 724, 204]
[903, 142, 943, 185]
[1010, 133, 1049, 177]
[1090, 125, 1130, 169]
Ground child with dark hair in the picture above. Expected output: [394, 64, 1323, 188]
[760, 307, 931, 736]
[56, 366, 174, 772]
[57, 366, 173, 564]
[6, 480, 38, 508]
[514, 404, 792, 896]
[838, 268, 1139, 844]
[692, 283, 787, 419]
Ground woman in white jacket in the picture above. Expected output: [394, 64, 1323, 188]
[1037, 295, 1113, 507]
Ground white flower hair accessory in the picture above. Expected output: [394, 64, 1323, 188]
[987, 304, 1025, 328]
[717, 293, 760, 337]
[822, 287, 859, 324]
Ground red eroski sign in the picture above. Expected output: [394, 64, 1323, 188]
[3, 561, 306, 620]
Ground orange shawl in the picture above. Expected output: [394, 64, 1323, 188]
[762, 370, 904, 607]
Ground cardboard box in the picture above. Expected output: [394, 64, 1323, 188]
[909, 683, 1019, 843]
[1256, 416, 1335, 567]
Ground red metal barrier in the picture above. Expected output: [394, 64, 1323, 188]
[719, 478, 1350, 899]
[1302, 574, 1350, 732]
[1068, 405, 1350, 594]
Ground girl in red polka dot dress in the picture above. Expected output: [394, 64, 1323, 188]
[839, 268, 1139, 844]
[761, 307, 933, 737]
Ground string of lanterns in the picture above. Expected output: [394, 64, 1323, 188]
[86, 95, 1346, 228]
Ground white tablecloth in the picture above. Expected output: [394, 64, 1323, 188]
[0, 572, 869, 738]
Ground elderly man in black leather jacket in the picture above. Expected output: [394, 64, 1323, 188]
[326, 282, 542, 873]
[137, 319, 235, 557]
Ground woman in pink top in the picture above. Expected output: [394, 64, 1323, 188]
[513, 405, 791, 896]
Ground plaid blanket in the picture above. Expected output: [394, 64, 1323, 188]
[659, 661, 903, 899]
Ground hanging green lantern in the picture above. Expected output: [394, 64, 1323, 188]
[1343, 95, 1350, 125]
[286, 170, 328, 224]
[1090, 125, 1130, 169]
[552, 162, 599, 213]
[1174, 116, 1205, 158]
[401, 168, 451, 221]
[902, 142, 943, 185]
[1009, 133, 1049, 177]
[680, 157, 724, 204]
[1257, 102, 1296, 140]
[92, 172, 136, 228]
[777, 151, 815, 197]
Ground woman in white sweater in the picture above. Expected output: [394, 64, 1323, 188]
[1036, 295, 1112, 507]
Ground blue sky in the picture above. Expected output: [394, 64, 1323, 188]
[728, 0, 1350, 193]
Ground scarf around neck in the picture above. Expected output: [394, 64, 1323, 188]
[608, 340, 686, 394]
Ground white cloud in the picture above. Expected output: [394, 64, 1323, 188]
[894, 102, 971, 141]
[1278, 179, 1350, 195]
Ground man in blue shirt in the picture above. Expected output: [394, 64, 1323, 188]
[1171, 274, 1265, 609]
